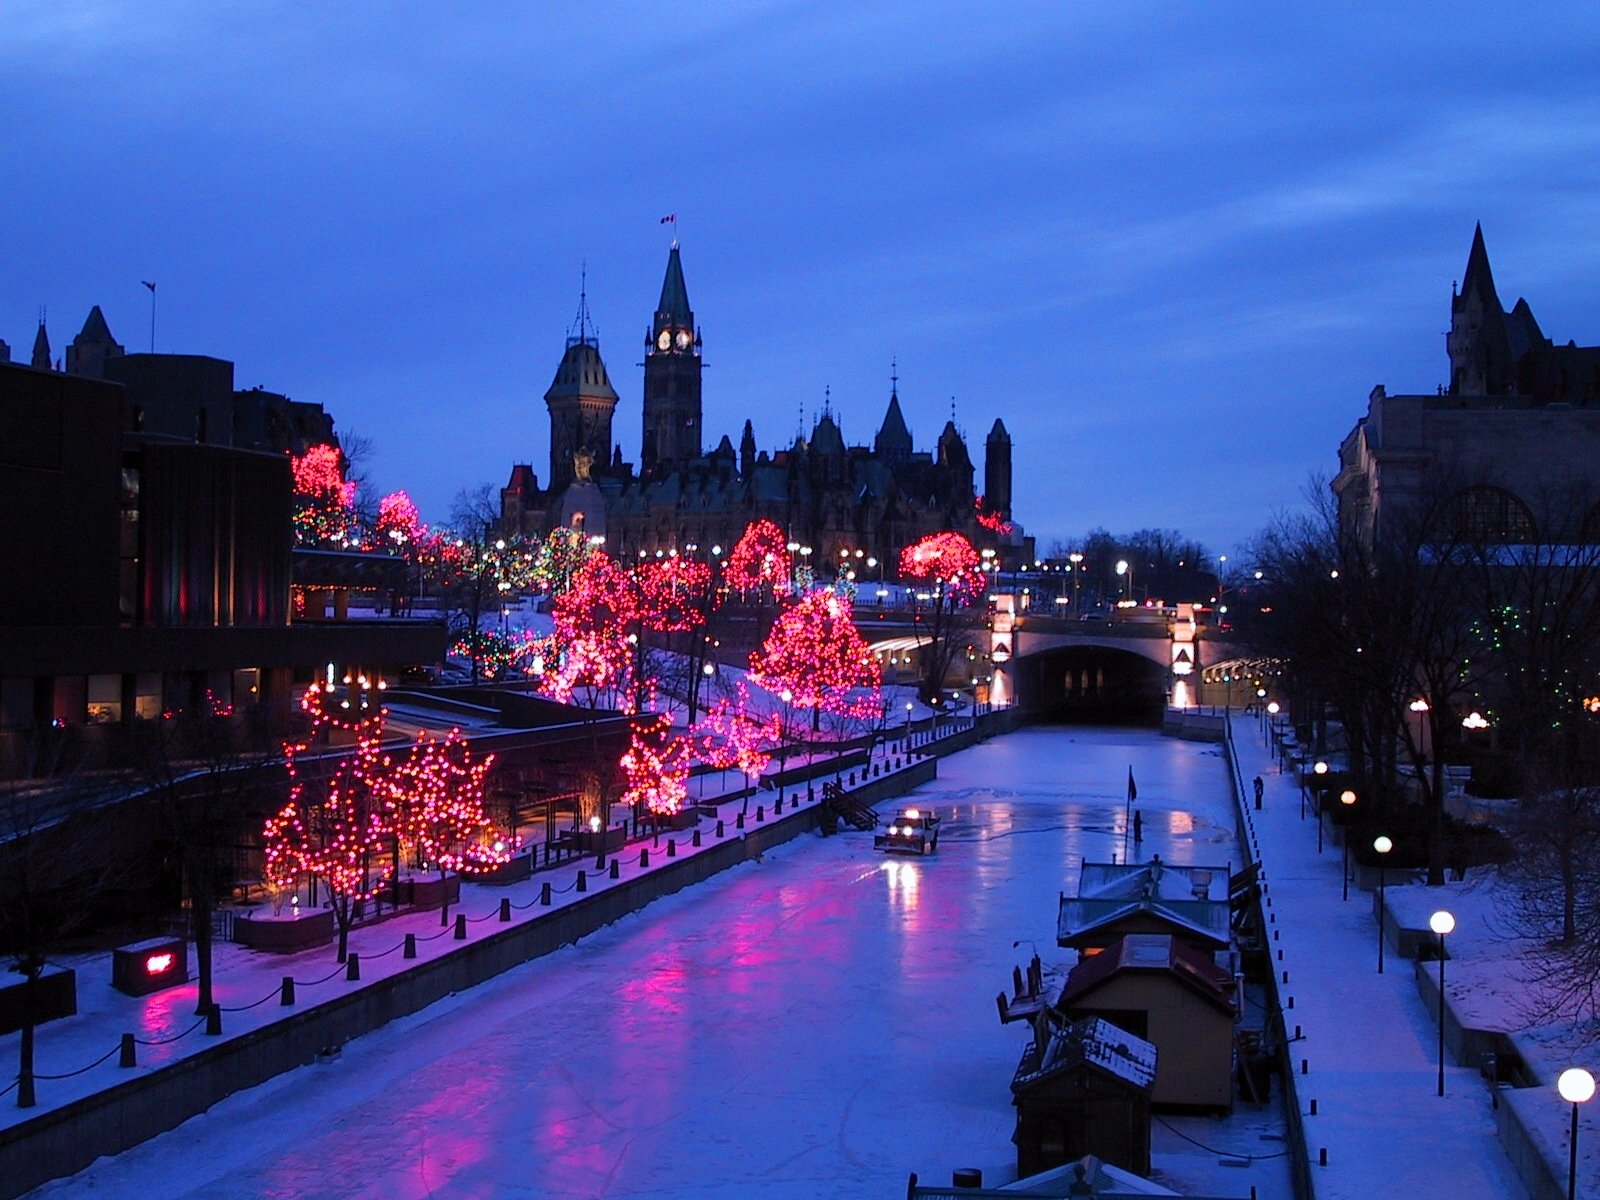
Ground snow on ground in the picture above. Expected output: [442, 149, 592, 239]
[24, 728, 1286, 1200]
[1231, 718, 1544, 1200]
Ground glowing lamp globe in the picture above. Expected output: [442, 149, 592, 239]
[1313, 761, 1328, 775]
[1373, 836, 1393, 855]
[1429, 910, 1455, 936]
[1340, 790, 1357, 806]
[1266, 701, 1280, 715]
[1558, 1068, 1596, 1104]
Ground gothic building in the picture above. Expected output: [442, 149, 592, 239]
[1335, 225, 1600, 549]
[500, 246, 1032, 574]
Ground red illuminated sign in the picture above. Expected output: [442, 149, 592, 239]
[145, 952, 175, 976]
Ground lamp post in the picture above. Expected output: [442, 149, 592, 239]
[1558, 1067, 1595, 1200]
[1430, 909, 1455, 1097]
[1068, 552, 1083, 611]
[1265, 700, 1279, 748]
[1116, 558, 1129, 602]
[1313, 761, 1328, 852]
[1340, 790, 1357, 900]
[1374, 836, 1392, 972]
[905, 700, 914, 749]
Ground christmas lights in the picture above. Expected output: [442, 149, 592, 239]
[748, 590, 882, 722]
[900, 531, 985, 603]
[618, 715, 691, 817]
[725, 519, 790, 596]
[263, 680, 508, 958]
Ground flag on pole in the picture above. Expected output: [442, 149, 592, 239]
[659, 214, 676, 224]
[1127, 767, 1137, 803]
[141, 280, 156, 292]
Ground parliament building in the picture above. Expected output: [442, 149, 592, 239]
[499, 246, 1032, 574]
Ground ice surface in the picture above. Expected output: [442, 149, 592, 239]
[26, 728, 1287, 1200]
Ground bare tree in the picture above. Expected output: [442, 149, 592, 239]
[0, 758, 132, 1107]
[138, 700, 279, 1017]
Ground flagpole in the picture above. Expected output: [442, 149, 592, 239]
[142, 281, 156, 353]
[1123, 764, 1133, 862]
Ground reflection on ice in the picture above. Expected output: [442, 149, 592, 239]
[881, 859, 921, 911]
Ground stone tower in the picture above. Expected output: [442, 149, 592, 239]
[31, 320, 51, 370]
[985, 418, 1013, 516]
[66, 306, 124, 378]
[544, 289, 618, 494]
[642, 243, 702, 474]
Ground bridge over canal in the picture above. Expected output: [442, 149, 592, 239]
[858, 600, 1250, 723]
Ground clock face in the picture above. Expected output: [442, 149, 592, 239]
[657, 330, 671, 351]
[674, 330, 691, 350]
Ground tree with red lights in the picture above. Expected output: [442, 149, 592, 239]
[618, 715, 691, 821]
[537, 552, 648, 831]
[388, 728, 505, 883]
[725, 518, 790, 599]
[749, 589, 882, 738]
[264, 689, 388, 962]
[636, 554, 724, 721]
[900, 531, 985, 704]
[693, 684, 781, 809]
[545, 552, 644, 712]
[290, 443, 357, 548]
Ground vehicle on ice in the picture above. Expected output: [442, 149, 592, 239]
[875, 807, 940, 855]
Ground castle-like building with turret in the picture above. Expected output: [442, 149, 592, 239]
[500, 246, 1032, 574]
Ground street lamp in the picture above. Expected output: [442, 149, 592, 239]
[1068, 551, 1083, 610]
[1430, 909, 1455, 1097]
[1374, 835, 1393, 972]
[1312, 761, 1329, 851]
[1340, 790, 1357, 900]
[1265, 699, 1280, 746]
[1116, 559, 1129, 601]
[1558, 1067, 1595, 1200]
[905, 700, 914, 748]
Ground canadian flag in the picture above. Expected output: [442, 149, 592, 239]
[659, 214, 676, 224]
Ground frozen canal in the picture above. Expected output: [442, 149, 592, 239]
[36, 728, 1286, 1200]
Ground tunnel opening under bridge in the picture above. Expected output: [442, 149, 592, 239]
[1014, 645, 1169, 726]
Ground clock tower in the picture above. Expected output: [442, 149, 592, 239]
[642, 243, 702, 474]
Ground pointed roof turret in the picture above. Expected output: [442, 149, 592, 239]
[812, 411, 845, 457]
[77, 305, 115, 344]
[874, 390, 913, 463]
[987, 417, 1011, 444]
[67, 305, 125, 377]
[937, 419, 972, 471]
[1460, 223, 1501, 311]
[31, 320, 51, 370]
[656, 243, 692, 324]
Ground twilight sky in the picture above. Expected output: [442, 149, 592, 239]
[4, 2, 1599, 555]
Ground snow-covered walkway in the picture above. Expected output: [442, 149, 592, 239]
[1230, 716, 1530, 1200]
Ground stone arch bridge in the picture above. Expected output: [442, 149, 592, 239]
[859, 599, 1245, 723]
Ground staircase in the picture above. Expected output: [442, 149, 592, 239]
[821, 780, 879, 831]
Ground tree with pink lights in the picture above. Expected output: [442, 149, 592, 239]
[618, 715, 691, 821]
[725, 518, 790, 599]
[537, 552, 650, 831]
[544, 553, 645, 712]
[693, 684, 781, 810]
[636, 554, 724, 722]
[387, 728, 506, 887]
[264, 683, 390, 962]
[749, 589, 882, 737]
[900, 530, 986, 704]
[290, 443, 357, 548]
[266, 683, 508, 958]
